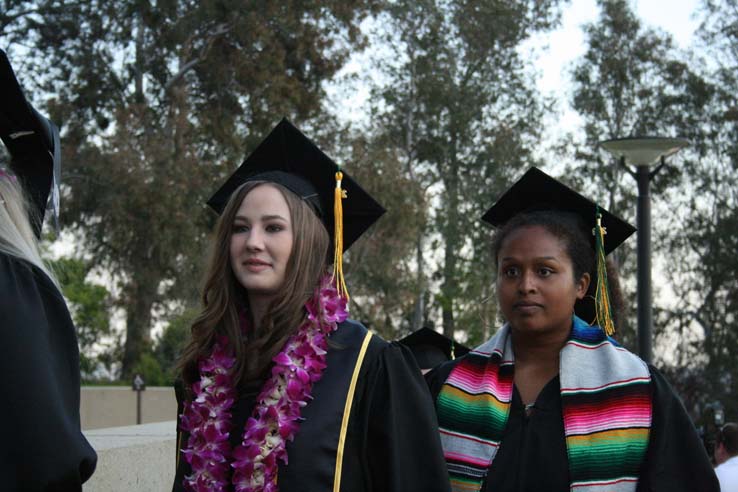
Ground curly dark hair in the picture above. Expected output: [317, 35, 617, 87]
[491, 210, 626, 329]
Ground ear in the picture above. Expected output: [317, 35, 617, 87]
[575, 272, 590, 300]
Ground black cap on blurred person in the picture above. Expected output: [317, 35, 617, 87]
[398, 327, 470, 372]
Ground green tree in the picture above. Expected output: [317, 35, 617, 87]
[154, 307, 198, 384]
[52, 257, 113, 376]
[367, 0, 562, 344]
[2, 0, 376, 377]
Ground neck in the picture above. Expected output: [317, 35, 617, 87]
[247, 293, 273, 330]
[510, 323, 570, 368]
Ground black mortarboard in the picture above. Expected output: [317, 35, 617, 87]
[398, 328, 470, 371]
[0, 49, 61, 238]
[481, 167, 635, 254]
[208, 118, 385, 251]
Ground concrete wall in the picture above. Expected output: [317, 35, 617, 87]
[83, 421, 177, 491]
[81, 386, 177, 430]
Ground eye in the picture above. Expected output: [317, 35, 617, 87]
[265, 223, 285, 233]
[232, 224, 250, 234]
[538, 267, 554, 277]
[502, 266, 520, 278]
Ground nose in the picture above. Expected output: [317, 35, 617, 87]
[245, 226, 264, 251]
[517, 270, 537, 294]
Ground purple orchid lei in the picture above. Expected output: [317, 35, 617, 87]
[180, 275, 348, 492]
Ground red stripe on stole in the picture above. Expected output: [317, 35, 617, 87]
[448, 363, 513, 392]
[563, 393, 651, 430]
[564, 414, 651, 433]
[563, 393, 651, 414]
[444, 451, 494, 467]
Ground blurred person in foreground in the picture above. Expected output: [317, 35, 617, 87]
[0, 50, 96, 491]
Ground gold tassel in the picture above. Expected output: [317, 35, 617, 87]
[593, 211, 616, 336]
[332, 170, 349, 299]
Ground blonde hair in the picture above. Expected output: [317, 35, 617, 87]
[0, 172, 58, 286]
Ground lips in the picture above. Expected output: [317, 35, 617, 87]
[513, 301, 543, 311]
[243, 258, 271, 272]
[244, 258, 270, 266]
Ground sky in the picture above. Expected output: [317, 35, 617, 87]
[534, 0, 700, 95]
[328, 0, 703, 132]
[530, 0, 701, 136]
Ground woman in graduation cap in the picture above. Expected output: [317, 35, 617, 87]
[0, 51, 96, 491]
[426, 168, 719, 492]
[172, 119, 450, 492]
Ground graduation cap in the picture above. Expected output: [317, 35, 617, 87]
[481, 167, 636, 335]
[208, 118, 386, 298]
[0, 49, 61, 238]
[481, 167, 635, 254]
[398, 327, 470, 372]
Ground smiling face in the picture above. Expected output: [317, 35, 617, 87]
[229, 184, 294, 307]
[496, 225, 590, 338]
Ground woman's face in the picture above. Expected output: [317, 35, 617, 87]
[229, 184, 294, 305]
[496, 225, 589, 337]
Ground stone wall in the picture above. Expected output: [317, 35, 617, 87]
[81, 386, 177, 430]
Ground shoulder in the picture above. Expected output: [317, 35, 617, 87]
[333, 319, 390, 355]
[425, 356, 465, 398]
[716, 456, 738, 481]
[0, 250, 33, 278]
[646, 364, 681, 400]
[0, 252, 40, 309]
[0, 251, 61, 300]
[333, 320, 426, 377]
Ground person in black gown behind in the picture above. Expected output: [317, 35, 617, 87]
[426, 168, 718, 492]
[0, 50, 96, 492]
[172, 119, 450, 492]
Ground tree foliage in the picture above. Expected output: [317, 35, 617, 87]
[367, 0, 563, 344]
[1, 0, 376, 377]
[52, 256, 113, 376]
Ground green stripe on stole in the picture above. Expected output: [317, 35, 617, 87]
[436, 391, 510, 438]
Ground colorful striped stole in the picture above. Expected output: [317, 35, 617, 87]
[436, 316, 652, 492]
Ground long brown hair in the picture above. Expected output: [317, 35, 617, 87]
[178, 181, 330, 391]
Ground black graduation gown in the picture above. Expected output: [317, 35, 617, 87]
[426, 358, 720, 492]
[0, 252, 97, 491]
[173, 320, 451, 492]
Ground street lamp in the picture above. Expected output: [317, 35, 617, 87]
[600, 137, 689, 364]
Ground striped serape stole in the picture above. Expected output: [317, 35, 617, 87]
[561, 317, 653, 491]
[436, 327, 514, 492]
[437, 317, 653, 492]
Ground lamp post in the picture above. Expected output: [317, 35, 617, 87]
[600, 137, 689, 364]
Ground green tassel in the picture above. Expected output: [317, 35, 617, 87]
[593, 209, 616, 336]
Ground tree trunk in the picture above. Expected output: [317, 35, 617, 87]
[411, 234, 425, 331]
[121, 279, 157, 378]
[442, 153, 460, 339]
